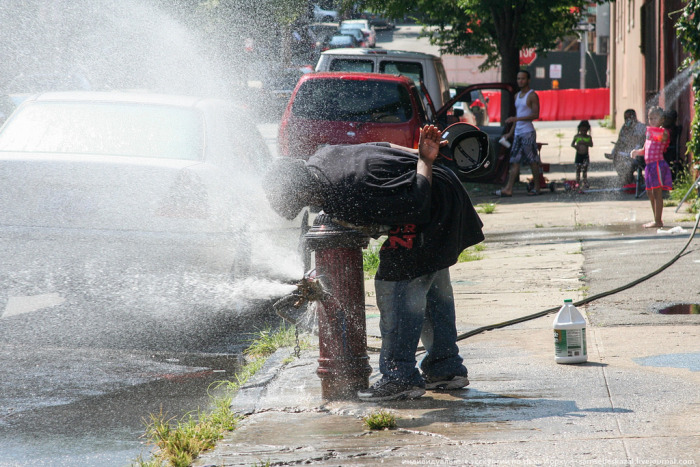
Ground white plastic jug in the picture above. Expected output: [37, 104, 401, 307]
[553, 299, 588, 364]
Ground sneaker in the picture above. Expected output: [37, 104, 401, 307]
[357, 378, 426, 402]
[424, 374, 470, 390]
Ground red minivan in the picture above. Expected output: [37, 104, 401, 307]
[278, 72, 432, 160]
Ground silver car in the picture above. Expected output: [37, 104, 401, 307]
[0, 91, 306, 316]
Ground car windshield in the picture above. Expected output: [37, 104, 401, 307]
[0, 101, 204, 160]
[292, 79, 413, 122]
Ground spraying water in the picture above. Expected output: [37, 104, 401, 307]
[646, 61, 699, 109]
[0, 0, 308, 324]
[0, 1, 310, 465]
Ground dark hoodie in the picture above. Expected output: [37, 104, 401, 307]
[307, 143, 484, 281]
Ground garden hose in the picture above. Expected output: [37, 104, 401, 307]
[445, 212, 700, 347]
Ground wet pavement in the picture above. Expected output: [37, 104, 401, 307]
[195, 122, 700, 466]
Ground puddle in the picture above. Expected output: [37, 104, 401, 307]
[658, 304, 700, 314]
[634, 353, 700, 372]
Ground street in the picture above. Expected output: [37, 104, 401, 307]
[2, 19, 699, 467]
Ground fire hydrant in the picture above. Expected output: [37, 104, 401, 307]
[304, 212, 373, 400]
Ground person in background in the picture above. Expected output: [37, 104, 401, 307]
[662, 109, 683, 181]
[571, 120, 593, 189]
[610, 109, 647, 185]
[630, 106, 671, 228]
[493, 70, 541, 197]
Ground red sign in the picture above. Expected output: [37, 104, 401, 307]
[520, 48, 537, 66]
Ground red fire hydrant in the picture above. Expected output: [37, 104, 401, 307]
[304, 213, 373, 400]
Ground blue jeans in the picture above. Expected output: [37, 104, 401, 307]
[375, 268, 467, 385]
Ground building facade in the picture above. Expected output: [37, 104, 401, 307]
[609, 0, 692, 165]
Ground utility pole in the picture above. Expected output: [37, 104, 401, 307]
[576, 22, 595, 89]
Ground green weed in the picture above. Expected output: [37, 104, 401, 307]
[139, 403, 240, 467]
[362, 409, 398, 430]
[669, 171, 698, 202]
[476, 202, 497, 214]
[458, 243, 486, 262]
[598, 115, 614, 129]
[363, 243, 381, 279]
[244, 324, 304, 358]
[135, 325, 306, 467]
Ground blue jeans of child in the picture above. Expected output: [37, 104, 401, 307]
[374, 268, 467, 385]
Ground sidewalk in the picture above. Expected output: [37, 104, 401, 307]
[195, 123, 700, 466]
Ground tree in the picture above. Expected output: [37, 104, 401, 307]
[354, 0, 599, 85]
[676, 0, 700, 171]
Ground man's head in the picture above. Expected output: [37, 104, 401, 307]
[516, 70, 531, 90]
[623, 109, 638, 126]
[262, 158, 321, 220]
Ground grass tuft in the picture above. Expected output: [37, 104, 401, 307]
[476, 202, 497, 214]
[134, 325, 306, 467]
[138, 404, 240, 467]
[362, 409, 398, 430]
[244, 324, 303, 358]
[458, 243, 486, 262]
[363, 243, 381, 279]
[669, 171, 698, 203]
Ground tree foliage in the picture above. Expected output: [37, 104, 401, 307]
[676, 0, 700, 169]
[354, 0, 599, 84]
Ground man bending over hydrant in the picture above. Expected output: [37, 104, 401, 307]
[263, 124, 484, 402]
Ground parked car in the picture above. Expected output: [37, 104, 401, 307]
[0, 91, 307, 313]
[312, 3, 338, 22]
[340, 19, 376, 48]
[279, 73, 516, 186]
[325, 34, 360, 50]
[315, 49, 452, 110]
[278, 72, 432, 160]
[309, 23, 339, 51]
[337, 28, 367, 47]
[360, 11, 395, 30]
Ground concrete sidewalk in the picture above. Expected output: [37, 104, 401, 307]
[195, 123, 700, 466]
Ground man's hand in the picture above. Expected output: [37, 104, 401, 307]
[418, 124, 447, 164]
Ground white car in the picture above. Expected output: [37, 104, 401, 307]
[0, 91, 307, 315]
[312, 4, 338, 23]
[340, 19, 376, 48]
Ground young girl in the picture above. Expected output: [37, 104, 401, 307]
[571, 120, 593, 188]
[631, 106, 672, 228]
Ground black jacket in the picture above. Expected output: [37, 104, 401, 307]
[307, 143, 484, 281]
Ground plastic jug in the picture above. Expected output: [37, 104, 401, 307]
[553, 299, 588, 364]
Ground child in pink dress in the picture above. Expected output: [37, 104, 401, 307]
[630, 106, 672, 228]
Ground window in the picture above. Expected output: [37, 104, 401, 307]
[329, 59, 374, 73]
[0, 102, 204, 160]
[379, 61, 424, 87]
[292, 79, 413, 122]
